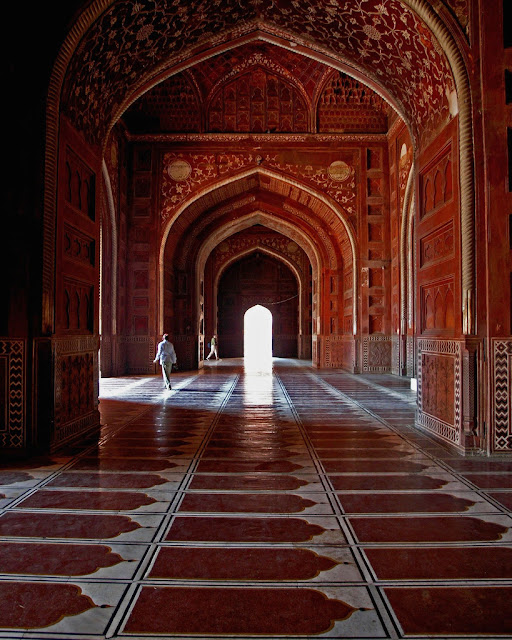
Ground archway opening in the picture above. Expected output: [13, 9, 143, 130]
[216, 250, 299, 358]
[244, 305, 273, 368]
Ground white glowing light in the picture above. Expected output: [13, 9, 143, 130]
[244, 305, 273, 371]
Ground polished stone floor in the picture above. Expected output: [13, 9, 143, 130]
[1, 358, 511, 639]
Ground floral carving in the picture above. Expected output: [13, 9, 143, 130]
[421, 353, 455, 425]
[161, 152, 256, 222]
[161, 151, 356, 226]
[62, 0, 455, 145]
[213, 232, 306, 273]
[267, 157, 357, 219]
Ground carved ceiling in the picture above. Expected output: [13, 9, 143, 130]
[61, 0, 460, 146]
[124, 43, 390, 134]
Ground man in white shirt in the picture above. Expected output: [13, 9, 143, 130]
[153, 334, 177, 390]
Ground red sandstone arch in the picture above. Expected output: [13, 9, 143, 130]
[158, 167, 357, 349]
[44, 1, 474, 344]
[212, 246, 303, 358]
[197, 217, 312, 361]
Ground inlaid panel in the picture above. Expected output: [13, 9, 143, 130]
[417, 339, 462, 446]
[492, 339, 512, 452]
[0, 339, 24, 449]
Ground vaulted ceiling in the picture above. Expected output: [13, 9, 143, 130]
[123, 42, 391, 134]
[60, 0, 465, 146]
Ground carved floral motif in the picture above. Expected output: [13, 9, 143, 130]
[267, 157, 357, 219]
[62, 0, 455, 145]
[425, 0, 470, 35]
[59, 353, 95, 426]
[161, 152, 357, 225]
[213, 233, 306, 273]
[417, 338, 462, 445]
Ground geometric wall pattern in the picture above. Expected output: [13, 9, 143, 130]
[492, 339, 512, 452]
[0, 339, 24, 449]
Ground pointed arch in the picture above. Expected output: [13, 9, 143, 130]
[43, 0, 476, 341]
[159, 167, 357, 336]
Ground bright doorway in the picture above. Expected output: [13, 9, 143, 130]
[244, 305, 273, 369]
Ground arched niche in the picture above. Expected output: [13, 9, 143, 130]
[214, 249, 300, 358]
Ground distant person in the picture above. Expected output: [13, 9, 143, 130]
[153, 333, 177, 390]
[206, 334, 219, 360]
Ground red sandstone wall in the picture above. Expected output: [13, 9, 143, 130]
[415, 117, 464, 449]
[358, 142, 392, 372]
[478, 0, 512, 453]
[48, 115, 101, 450]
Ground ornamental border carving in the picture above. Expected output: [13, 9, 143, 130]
[128, 133, 387, 144]
[0, 339, 25, 449]
[492, 339, 512, 452]
[417, 337, 462, 446]
[52, 335, 99, 355]
[391, 334, 400, 375]
[362, 335, 391, 373]
[406, 334, 415, 377]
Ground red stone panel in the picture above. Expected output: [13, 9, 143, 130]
[208, 68, 308, 133]
[350, 516, 508, 542]
[317, 71, 388, 133]
[0, 542, 123, 576]
[420, 222, 454, 268]
[421, 353, 455, 425]
[421, 279, 455, 333]
[166, 516, 328, 542]
[149, 547, 337, 580]
[124, 586, 357, 635]
[0, 582, 96, 628]
[366, 546, 512, 580]
[385, 587, 512, 635]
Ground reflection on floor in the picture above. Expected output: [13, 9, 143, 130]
[1, 358, 511, 639]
